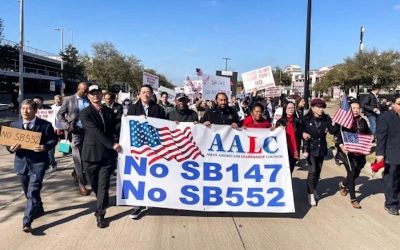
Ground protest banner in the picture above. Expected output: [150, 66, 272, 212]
[143, 72, 160, 89]
[116, 116, 295, 213]
[242, 66, 275, 93]
[201, 74, 231, 101]
[0, 126, 42, 150]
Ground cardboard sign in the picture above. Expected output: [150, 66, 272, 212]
[0, 126, 42, 150]
[242, 66, 275, 92]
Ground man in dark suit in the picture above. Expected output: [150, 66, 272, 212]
[361, 84, 382, 135]
[376, 94, 400, 216]
[127, 84, 166, 219]
[80, 85, 122, 228]
[57, 82, 91, 196]
[103, 92, 123, 135]
[128, 84, 166, 119]
[7, 99, 57, 232]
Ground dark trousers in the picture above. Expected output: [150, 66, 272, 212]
[339, 152, 366, 200]
[18, 168, 46, 225]
[383, 164, 400, 209]
[71, 132, 87, 185]
[307, 156, 324, 194]
[83, 159, 114, 214]
[289, 154, 297, 174]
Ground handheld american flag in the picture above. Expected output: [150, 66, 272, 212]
[196, 68, 203, 77]
[342, 131, 373, 155]
[332, 96, 353, 129]
[130, 120, 203, 165]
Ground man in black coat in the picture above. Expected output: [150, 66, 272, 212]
[376, 94, 400, 216]
[127, 84, 166, 220]
[167, 93, 198, 122]
[80, 85, 122, 228]
[128, 84, 166, 119]
[200, 92, 240, 128]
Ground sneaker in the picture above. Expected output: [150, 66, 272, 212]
[308, 194, 317, 206]
[129, 206, 148, 219]
[351, 200, 361, 209]
[384, 206, 399, 216]
[50, 163, 57, 172]
[339, 182, 348, 196]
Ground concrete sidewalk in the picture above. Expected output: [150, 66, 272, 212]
[0, 145, 399, 249]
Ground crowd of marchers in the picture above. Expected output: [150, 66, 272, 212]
[6, 82, 400, 233]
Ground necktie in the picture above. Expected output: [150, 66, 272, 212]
[24, 122, 31, 130]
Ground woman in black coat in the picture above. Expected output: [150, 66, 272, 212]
[275, 102, 303, 174]
[302, 99, 338, 206]
[335, 100, 371, 209]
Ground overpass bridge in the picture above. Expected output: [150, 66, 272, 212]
[0, 39, 62, 94]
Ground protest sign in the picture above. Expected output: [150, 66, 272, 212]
[143, 72, 160, 89]
[117, 116, 295, 213]
[0, 126, 42, 150]
[201, 74, 231, 101]
[242, 66, 275, 92]
[265, 86, 282, 97]
[36, 109, 56, 128]
[158, 86, 176, 103]
[117, 91, 131, 104]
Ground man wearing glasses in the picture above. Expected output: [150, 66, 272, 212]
[376, 94, 400, 216]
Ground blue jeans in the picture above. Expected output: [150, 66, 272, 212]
[367, 116, 377, 135]
[48, 147, 56, 166]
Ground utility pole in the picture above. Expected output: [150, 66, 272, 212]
[18, 0, 24, 108]
[222, 57, 231, 71]
[304, 0, 312, 109]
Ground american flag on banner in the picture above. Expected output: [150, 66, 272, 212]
[332, 96, 353, 129]
[342, 131, 373, 155]
[196, 68, 203, 76]
[130, 120, 203, 165]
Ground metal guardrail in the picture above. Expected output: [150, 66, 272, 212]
[1, 38, 59, 59]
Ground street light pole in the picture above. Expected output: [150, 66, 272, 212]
[222, 57, 231, 71]
[18, 0, 24, 107]
[356, 26, 365, 98]
[304, 0, 312, 109]
[359, 26, 365, 52]
[69, 28, 74, 46]
[54, 28, 64, 96]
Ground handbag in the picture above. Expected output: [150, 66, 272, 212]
[58, 139, 72, 154]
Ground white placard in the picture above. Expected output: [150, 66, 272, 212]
[158, 86, 176, 103]
[143, 72, 160, 90]
[242, 66, 275, 92]
[202, 74, 231, 101]
[36, 109, 56, 128]
[117, 116, 295, 213]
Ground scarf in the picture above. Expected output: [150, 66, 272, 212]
[286, 116, 299, 159]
